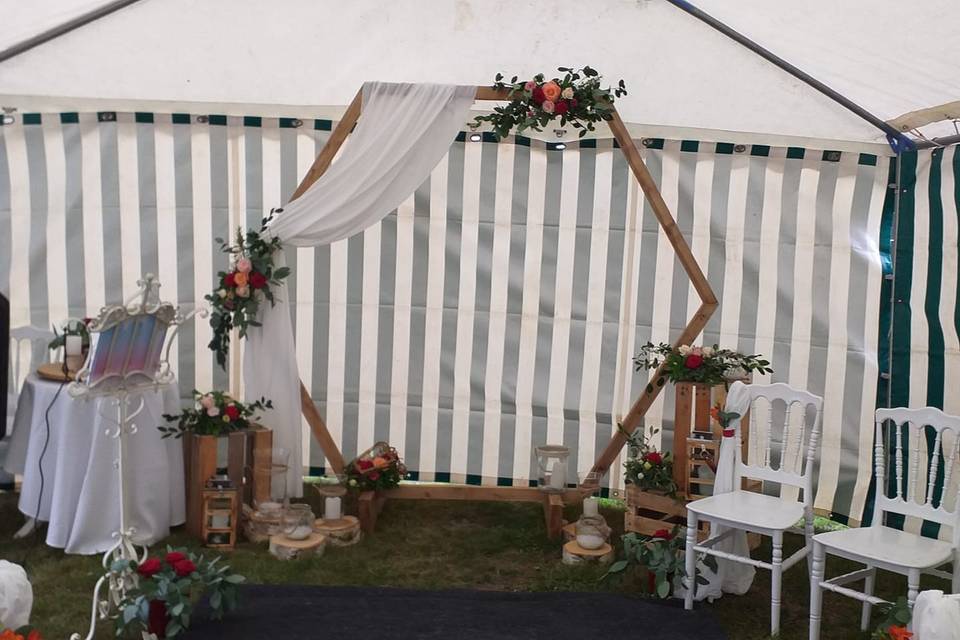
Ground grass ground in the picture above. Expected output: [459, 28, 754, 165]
[0, 488, 946, 639]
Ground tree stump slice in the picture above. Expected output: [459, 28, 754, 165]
[268, 533, 326, 560]
[241, 504, 283, 544]
[562, 540, 613, 565]
[313, 516, 362, 547]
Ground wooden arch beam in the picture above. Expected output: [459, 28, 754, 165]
[286, 84, 717, 486]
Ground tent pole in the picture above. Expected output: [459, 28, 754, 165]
[0, 0, 145, 65]
[663, 0, 915, 153]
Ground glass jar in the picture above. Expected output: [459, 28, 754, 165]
[534, 444, 570, 493]
[575, 514, 609, 550]
[282, 503, 315, 541]
[314, 474, 347, 522]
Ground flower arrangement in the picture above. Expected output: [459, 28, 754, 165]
[621, 425, 676, 495]
[0, 628, 41, 640]
[710, 402, 741, 438]
[872, 597, 912, 639]
[47, 317, 92, 351]
[206, 212, 290, 369]
[635, 342, 773, 387]
[114, 548, 244, 638]
[158, 390, 272, 439]
[605, 527, 717, 599]
[470, 66, 627, 140]
[345, 442, 407, 492]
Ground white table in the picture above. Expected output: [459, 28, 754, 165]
[3, 374, 185, 555]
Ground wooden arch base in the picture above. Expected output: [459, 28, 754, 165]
[290, 85, 717, 539]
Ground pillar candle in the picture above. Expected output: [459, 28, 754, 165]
[325, 496, 342, 521]
[583, 496, 599, 518]
[548, 461, 566, 489]
[65, 335, 82, 356]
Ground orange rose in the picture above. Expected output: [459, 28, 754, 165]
[542, 81, 561, 102]
[372, 456, 389, 469]
[233, 271, 249, 287]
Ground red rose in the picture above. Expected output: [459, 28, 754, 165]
[249, 271, 268, 289]
[684, 354, 704, 369]
[223, 300, 235, 311]
[165, 551, 186, 565]
[224, 404, 240, 421]
[369, 471, 380, 481]
[173, 559, 196, 577]
[137, 558, 163, 578]
[531, 86, 546, 104]
[652, 529, 672, 540]
[644, 451, 663, 465]
[555, 100, 569, 115]
[223, 272, 236, 288]
[357, 458, 373, 471]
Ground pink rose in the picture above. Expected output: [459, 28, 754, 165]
[236, 257, 252, 273]
[200, 394, 215, 410]
[206, 406, 220, 417]
[542, 100, 555, 114]
[236, 285, 250, 298]
[524, 80, 536, 91]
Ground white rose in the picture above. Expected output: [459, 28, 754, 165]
[217, 288, 227, 299]
[561, 86, 574, 100]
[678, 345, 691, 356]
[702, 346, 714, 357]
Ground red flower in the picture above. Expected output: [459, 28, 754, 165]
[652, 529, 673, 540]
[531, 86, 546, 104]
[369, 471, 380, 481]
[644, 451, 663, 465]
[722, 429, 736, 438]
[249, 271, 268, 289]
[684, 354, 704, 369]
[137, 558, 163, 578]
[173, 559, 196, 577]
[223, 300, 235, 311]
[357, 458, 373, 471]
[223, 272, 236, 288]
[555, 100, 569, 115]
[147, 599, 169, 636]
[224, 404, 240, 421]
[165, 551, 186, 565]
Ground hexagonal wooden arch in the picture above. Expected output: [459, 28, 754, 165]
[288, 86, 718, 537]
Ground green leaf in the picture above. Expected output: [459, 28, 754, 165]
[607, 559, 629, 574]
[657, 578, 671, 598]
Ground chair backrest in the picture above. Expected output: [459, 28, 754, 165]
[9, 325, 54, 395]
[872, 407, 960, 545]
[730, 382, 824, 505]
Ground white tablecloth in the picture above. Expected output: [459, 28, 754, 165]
[3, 374, 185, 555]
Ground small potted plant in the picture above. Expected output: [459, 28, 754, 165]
[605, 527, 717, 599]
[114, 548, 244, 638]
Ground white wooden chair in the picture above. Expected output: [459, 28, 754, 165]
[809, 407, 960, 640]
[6, 325, 54, 430]
[683, 382, 823, 637]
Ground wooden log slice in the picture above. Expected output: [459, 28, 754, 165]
[268, 533, 326, 560]
[561, 540, 614, 565]
[313, 515, 362, 547]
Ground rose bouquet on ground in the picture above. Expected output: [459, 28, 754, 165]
[635, 342, 773, 387]
[471, 66, 627, 139]
[604, 527, 717, 599]
[622, 425, 677, 495]
[206, 212, 290, 368]
[0, 628, 41, 640]
[345, 442, 407, 492]
[114, 548, 244, 638]
[158, 390, 271, 439]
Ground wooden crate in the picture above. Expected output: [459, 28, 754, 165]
[183, 426, 273, 539]
[200, 488, 239, 548]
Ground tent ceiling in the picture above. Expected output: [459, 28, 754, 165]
[1, 0, 957, 151]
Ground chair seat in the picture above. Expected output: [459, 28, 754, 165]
[687, 490, 804, 531]
[814, 526, 955, 570]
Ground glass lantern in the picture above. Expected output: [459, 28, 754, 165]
[282, 503, 315, 541]
[574, 471, 609, 550]
[314, 473, 347, 522]
[534, 444, 570, 493]
[268, 446, 290, 507]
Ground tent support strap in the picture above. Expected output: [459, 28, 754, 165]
[663, 0, 915, 153]
[0, 0, 145, 65]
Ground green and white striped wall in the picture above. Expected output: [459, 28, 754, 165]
[2, 111, 934, 522]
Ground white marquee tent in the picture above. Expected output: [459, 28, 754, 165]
[1, 0, 958, 527]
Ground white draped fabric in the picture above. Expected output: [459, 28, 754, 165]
[913, 590, 960, 640]
[244, 82, 477, 496]
[679, 381, 756, 600]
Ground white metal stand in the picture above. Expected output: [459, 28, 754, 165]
[65, 274, 198, 640]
